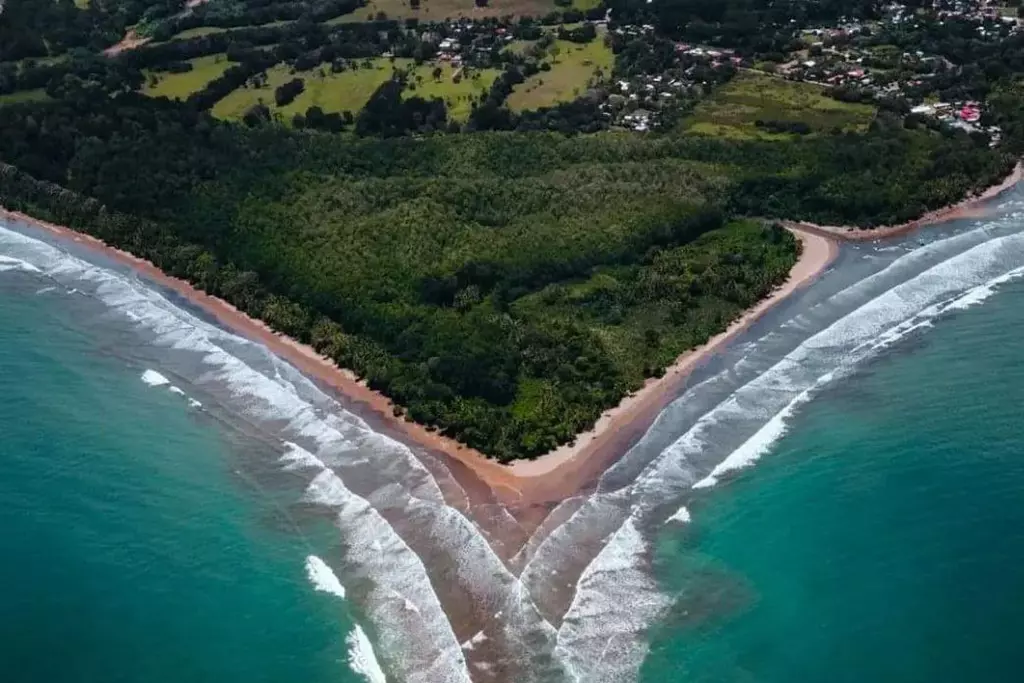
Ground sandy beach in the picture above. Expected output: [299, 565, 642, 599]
[0, 207, 837, 510]
[785, 162, 1023, 242]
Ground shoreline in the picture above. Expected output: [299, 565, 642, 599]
[504, 227, 838, 504]
[783, 161, 1023, 241]
[0, 207, 837, 507]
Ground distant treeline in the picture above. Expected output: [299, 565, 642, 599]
[147, 0, 360, 42]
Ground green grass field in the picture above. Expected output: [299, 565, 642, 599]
[0, 89, 51, 105]
[506, 38, 613, 111]
[683, 71, 877, 139]
[142, 54, 234, 100]
[211, 60, 400, 121]
[402, 63, 500, 121]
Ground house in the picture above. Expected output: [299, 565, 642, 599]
[960, 104, 981, 122]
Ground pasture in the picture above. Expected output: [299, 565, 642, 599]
[506, 38, 613, 111]
[142, 54, 233, 100]
[402, 63, 500, 121]
[211, 59, 400, 121]
[684, 71, 877, 139]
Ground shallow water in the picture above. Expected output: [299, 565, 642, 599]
[2, 182, 1024, 682]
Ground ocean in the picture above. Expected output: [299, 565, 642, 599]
[2, 182, 1024, 683]
[641, 279, 1024, 683]
[0, 227, 386, 683]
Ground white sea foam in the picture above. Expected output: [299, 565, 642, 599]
[280, 441, 323, 471]
[665, 506, 691, 524]
[692, 381, 822, 489]
[553, 518, 670, 683]
[0, 254, 41, 273]
[166, 384, 203, 408]
[302, 468, 473, 683]
[347, 625, 388, 683]
[305, 554, 346, 599]
[140, 369, 170, 387]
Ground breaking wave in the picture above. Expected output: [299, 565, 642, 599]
[0, 254, 40, 273]
[306, 555, 346, 599]
[348, 625, 389, 683]
[665, 507, 691, 525]
[140, 370, 203, 407]
[140, 369, 170, 387]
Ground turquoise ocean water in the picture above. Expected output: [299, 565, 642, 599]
[641, 277, 1024, 683]
[0, 228, 386, 683]
[4, 183, 1024, 683]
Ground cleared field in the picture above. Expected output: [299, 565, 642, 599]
[0, 89, 51, 105]
[402, 63, 500, 120]
[212, 60, 400, 121]
[506, 38, 613, 111]
[683, 71, 877, 139]
[332, 0, 555, 21]
[143, 54, 233, 100]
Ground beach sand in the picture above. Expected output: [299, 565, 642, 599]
[0, 208, 837, 513]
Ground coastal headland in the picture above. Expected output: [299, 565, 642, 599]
[18, 150, 1024, 530]
[2, 160, 1020, 523]
[0, 213, 827, 507]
